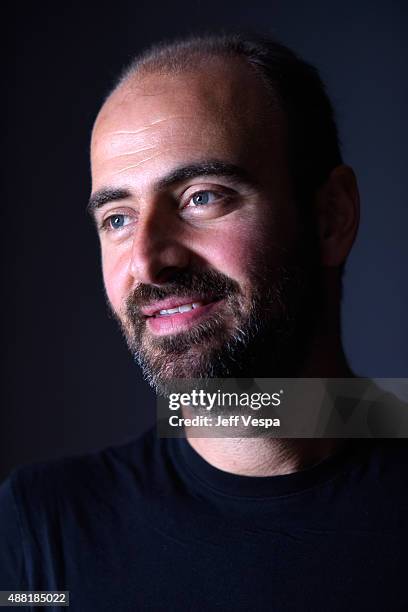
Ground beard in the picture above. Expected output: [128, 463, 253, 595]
[110, 226, 324, 395]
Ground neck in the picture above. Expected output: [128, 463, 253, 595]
[187, 325, 353, 477]
[186, 436, 346, 476]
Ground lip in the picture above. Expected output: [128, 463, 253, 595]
[141, 295, 217, 317]
[146, 298, 223, 335]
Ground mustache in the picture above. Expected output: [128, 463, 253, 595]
[125, 269, 240, 319]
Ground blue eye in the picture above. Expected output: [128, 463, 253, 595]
[190, 191, 217, 206]
[110, 215, 125, 228]
[105, 214, 132, 230]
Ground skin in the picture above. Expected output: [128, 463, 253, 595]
[90, 56, 360, 476]
[91, 58, 297, 317]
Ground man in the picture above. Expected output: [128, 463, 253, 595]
[1, 33, 407, 611]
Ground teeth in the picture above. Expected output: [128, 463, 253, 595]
[157, 302, 202, 316]
[160, 306, 180, 315]
[179, 304, 193, 313]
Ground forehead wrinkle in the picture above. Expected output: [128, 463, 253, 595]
[110, 146, 219, 176]
[106, 114, 209, 139]
[106, 144, 157, 160]
[105, 115, 193, 135]
[111, 148, 188, 175]
[97, 115, 209, 159]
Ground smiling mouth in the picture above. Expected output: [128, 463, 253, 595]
[143, 296, 224, 335]
[143, 295, 220, 318]
[149, 300, 211, 318]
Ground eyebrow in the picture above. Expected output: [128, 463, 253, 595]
[87, 187, 131, 215]
[87, 160, 257, 215]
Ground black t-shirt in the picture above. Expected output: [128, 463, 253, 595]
[0, 429, 407, 611]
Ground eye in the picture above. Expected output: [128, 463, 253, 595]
[103, 213, 133, 231]
[187, 190, 219, 207]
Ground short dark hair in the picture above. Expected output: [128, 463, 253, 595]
[113, 31, 343, 211]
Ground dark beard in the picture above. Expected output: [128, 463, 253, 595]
[110, 229, 324, 395]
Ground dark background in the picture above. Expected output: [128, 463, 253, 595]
[1, 0, 407, 482]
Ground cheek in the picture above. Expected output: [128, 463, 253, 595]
[101, 243, 132, 315]
[197, 215, 279, 287]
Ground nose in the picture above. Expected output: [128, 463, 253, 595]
[128, 209, 191, 285]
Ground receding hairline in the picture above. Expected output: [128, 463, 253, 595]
[94, 50, 283, 144]
[94, 31, 343, 220]
[106, 42, 281, 116]
[123, 45, 241, 77]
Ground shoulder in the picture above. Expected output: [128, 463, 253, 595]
[1, 427, 163, 520]
[0, 428, 166, 589]
[366, 437, 408, 472]
[351, 437, 408, 508]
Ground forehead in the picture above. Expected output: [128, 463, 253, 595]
[91, 57, 286, 190]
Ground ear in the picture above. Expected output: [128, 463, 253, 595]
[315, 165, 360, 267]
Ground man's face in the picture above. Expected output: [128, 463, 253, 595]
[90, 57, 322, 389]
